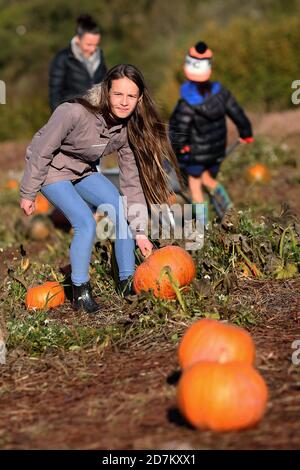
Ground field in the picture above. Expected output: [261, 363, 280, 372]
[0, 110, 300, 450]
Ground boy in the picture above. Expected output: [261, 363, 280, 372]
[169, 41, 253, 221]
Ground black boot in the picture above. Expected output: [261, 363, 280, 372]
[116, 276, 136, 298]
[72, 281, 101, 314]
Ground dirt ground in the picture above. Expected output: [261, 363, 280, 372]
[0, 110, 300, 450]
[0, 277, 300, 450]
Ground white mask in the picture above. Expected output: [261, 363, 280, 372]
[184, 56, 212, 82]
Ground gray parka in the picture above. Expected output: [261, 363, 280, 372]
[20, 102, 148, 231]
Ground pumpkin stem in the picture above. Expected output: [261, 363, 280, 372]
[43, 290, 60, 309]
[159, 266, 187, 313]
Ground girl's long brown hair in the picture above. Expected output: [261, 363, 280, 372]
[76, 64, 183, 206]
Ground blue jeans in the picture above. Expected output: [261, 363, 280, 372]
[41, 173, 135, 286]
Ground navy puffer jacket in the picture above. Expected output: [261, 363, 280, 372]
[169, 81, 252, 166]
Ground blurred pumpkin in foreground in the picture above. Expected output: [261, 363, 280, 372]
[178, 319, 255, 369]
[133, 246, 196, 299]
[25, 281, 65, 310]
[177, 361, 268, 432]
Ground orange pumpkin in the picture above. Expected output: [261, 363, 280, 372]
[25, 281, 65, 310]
[35, 193, 51, 214]
[178, 319, 255, 369]
[5, 179, 19, 190]
[177, 361, 268, 432]
[133, 246, 196, 299]
[247, 164, 270, 183]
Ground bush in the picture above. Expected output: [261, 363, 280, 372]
[0, 0, 299, 140]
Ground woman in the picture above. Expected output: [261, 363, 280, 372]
[20, 64, 181, 314]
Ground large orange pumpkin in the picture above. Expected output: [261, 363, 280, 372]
[133, 246, 196, 299]
[35, 193, 51, 214]
[246, 164, 270, 183]
[177, 361, 268, 432]
[25, 281, 65, 310]
[178, 319, 255, 369]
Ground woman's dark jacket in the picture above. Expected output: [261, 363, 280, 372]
[49, 46, 107, 111]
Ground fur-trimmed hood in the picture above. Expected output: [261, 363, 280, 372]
[82, 83, 103, 107]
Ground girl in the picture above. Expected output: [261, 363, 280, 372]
[20, 64, 180, 314]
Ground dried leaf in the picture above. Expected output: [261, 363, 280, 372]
[191, 279, 211, 298]
[240, 236, 252, 253]
[221, 208, 240, 231]
[20, 257, 30, 272]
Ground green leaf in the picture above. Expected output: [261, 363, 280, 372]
[275, 262, 298, 279]
[203, 311, 221, 320]
[68, 345, 81, 352]
[171, 333, 178, 342]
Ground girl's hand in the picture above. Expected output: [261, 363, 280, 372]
[20, 198, 36, 216]
[136, 233, 153, 258]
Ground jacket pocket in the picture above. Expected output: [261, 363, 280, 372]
[51, 152, 68, 170]
[64, 159, 89, 175]
[51, 152, 89, 174]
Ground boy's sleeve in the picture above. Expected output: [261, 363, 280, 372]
[169, 100, 195, 155]
[225, 90, 253, 139]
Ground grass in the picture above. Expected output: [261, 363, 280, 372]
[6, 311, 125, 356]
[221, 135, 299, 179]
